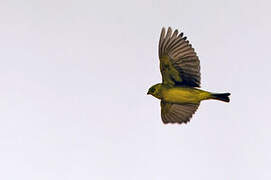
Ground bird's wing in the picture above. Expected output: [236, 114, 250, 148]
[159, 27, 200, 87]
[161, 101, 199, 124]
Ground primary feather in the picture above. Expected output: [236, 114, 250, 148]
[159, 27, 201, 87]
[161, 101, 199, 124]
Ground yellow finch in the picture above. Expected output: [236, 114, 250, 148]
[147, 27, 230, 124]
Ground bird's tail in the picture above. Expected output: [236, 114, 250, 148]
[211, 93, 231, 103]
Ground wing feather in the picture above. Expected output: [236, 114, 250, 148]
[159, 27, 201, 87]
[161, 101, 199, 124]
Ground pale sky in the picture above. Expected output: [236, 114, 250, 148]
[1, 0, 271, 179]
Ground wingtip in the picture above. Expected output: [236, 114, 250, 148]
[161, 26, 182, 36]
[161, 27, 186, 36]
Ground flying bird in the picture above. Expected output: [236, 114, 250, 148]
[147, 27, 230, 124]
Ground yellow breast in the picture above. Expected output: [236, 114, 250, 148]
[162, 87, 210, 104]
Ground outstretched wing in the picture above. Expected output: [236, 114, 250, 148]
[159, 27, 200, 87]
[161, 101, 199, 124]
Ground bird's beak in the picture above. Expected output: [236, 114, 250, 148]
[147, 91, 150, 95]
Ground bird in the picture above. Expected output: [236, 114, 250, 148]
[147, 27, 230, 124]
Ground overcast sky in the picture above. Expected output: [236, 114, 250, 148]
[1, 0, 271, 179]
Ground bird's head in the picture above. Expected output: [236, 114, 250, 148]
[147, 83, 162, 99]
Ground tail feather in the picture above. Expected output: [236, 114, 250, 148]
[211, 93, 231, 103]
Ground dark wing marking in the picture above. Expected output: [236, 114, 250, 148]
[159, 27, 201, 87]
[161, 101, 199, 124]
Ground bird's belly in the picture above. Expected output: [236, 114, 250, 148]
[163, 88, 201, 104]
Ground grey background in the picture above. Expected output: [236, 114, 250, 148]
[0, 0, 270, 179]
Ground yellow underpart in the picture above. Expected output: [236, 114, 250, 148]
[162, 87, 211, 104]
